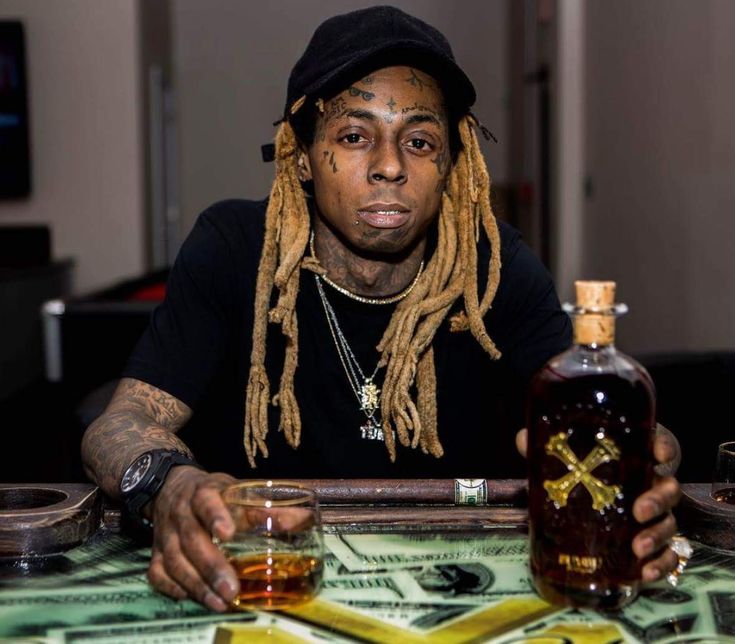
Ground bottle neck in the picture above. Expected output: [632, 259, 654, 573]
[573, 313, 616, 347]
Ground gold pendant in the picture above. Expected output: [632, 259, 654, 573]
[359, 379, 380, 416]
[543, 432, 622, 511]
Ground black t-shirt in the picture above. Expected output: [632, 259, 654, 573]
[124, 199, 571, 478]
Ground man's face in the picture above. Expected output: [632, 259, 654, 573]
[301, 66, 450, 256]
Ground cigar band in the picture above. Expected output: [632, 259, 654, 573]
[454, 479, 488, 505]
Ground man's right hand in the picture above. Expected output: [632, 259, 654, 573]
[80, 379, 241, 611]
[146, 465, 239, 612]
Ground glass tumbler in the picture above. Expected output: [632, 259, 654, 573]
[218, 481, 324, 610]
[712, 441, 735, 505]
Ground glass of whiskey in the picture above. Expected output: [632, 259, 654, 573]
[217, 481, 324, 610]
[712, 442, 735, 505]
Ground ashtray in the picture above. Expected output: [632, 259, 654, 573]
[676, 483, 735, 552]
[0, 483, 100, 558]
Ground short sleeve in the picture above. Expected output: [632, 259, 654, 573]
[486, 231, 572, 382]
[122, 205, 238, 408]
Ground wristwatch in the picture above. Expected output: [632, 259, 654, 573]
[119, 449, 199, 523]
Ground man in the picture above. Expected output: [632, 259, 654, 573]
[82, 6, 681, 612]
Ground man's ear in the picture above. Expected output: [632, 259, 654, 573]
[297, 151, 313, 182]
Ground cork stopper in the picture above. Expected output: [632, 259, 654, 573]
[573, 280, 616, 346]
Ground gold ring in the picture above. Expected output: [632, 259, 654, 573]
[665, 535, 693, 587]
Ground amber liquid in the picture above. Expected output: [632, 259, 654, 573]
[229, 552, 323, 610]
[713, 487, 735, 505]
[528, 366, 655, 610]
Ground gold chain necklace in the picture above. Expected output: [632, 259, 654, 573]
[309, 232, 424, 305]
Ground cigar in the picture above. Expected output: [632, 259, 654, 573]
[284, 479, 527, 506]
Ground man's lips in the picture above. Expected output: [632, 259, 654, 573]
[357, 203, 411, 229]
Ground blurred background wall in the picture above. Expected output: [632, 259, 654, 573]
[0, 0, 146, 294]
[173, 0, 509, 232]
[0, 0, 732, 352]
[582, 0, 735, 353]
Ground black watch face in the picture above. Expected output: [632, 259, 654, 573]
[120, 453, 153, 494]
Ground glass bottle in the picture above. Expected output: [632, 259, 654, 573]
[527, 281, 655, 609]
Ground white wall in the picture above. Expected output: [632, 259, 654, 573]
[553, 0, 585, 304]
[172, 0, 509, 232]
[0, 0, 146, 294]
[583, 0, 735, 354]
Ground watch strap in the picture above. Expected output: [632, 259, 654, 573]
[124, 450, 199, 522]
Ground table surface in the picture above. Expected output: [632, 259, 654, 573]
[1, 515, 734, 643]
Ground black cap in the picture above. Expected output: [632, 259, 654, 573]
[285, 5, 476, 119]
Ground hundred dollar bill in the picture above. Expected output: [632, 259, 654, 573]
[604, 585, 702, 642]
[322, 569, 420, 602]
[46, 613, 256, 644]
[321, 562, 502, 631]
[495, 614, 634, 644]
[281, 594, 557, 641]
[546, 574, 735, 642]
[604, 550, 735, 642]
[324, 532, 527, 573]
[708, 586, 735, 637]
[51, 609, 349, 643]
[0, 584, 212, 639]
[323, 559, 531, 604]
[318, 567, 536, 633]
[0, 533, 150, 592]
[311, 597, 478, 633]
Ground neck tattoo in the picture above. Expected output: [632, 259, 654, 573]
[309, 232, 424, 305]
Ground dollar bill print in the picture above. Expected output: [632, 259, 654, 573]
[321, 533, 735, 642]
[324, 532, 528, 573]
[42, 612, 351, 644]
[46, 613, 258, 644]
[322, 558, 532, 602]
[0, 584, 212, 639]
[1, 531, 734, 643]
[0, 533, 150, 592]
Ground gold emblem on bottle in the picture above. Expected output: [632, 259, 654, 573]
[543, 432, 622, 511]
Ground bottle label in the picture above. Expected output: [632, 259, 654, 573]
[543, 432, 622, 511]
[558, 553, 603, 574]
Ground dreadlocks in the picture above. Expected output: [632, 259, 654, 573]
[243, 108, 502, 468]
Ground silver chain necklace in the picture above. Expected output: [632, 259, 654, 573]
[315, 274, 390, 441]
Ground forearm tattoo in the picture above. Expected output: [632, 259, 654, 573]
[81, 378, 193, 497]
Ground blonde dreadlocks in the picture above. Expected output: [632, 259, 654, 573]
[243, 110, 502, 467]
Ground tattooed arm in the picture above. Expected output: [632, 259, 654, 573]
[81, 377, 240, 612]
[81, 377, 194, 497]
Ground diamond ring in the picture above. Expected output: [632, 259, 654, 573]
[665, 535, 693, 587]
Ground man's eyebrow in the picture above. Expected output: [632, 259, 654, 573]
[342, 108, 377, 121]
[404, 113, 442, 127]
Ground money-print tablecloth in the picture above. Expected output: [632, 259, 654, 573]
[1, 528, 734, 643]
